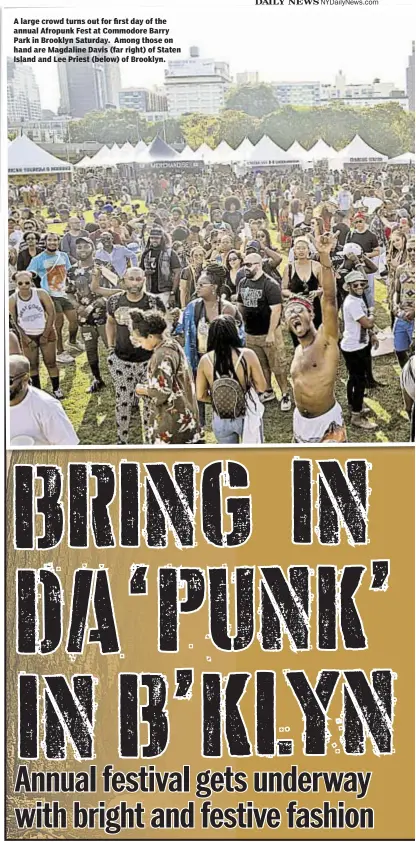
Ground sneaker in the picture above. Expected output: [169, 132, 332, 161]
[280, 394, 292, 412]
[56, 351, 75, 364]
[53, 387, 64, 400]
[348, 404, 372, 417]
[67, 340, 85, 353]
[351, 412, 378, 431]
[259, 389, 276, 404]
[87, 378, 105, 394]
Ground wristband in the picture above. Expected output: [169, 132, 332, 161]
[320, 262, 332, 269]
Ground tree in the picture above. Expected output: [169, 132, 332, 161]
[224, 83, 278, 119]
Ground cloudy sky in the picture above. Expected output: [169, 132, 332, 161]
[5, 0, 414, 112]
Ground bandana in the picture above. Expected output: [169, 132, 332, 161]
[285, 297, 314, 315]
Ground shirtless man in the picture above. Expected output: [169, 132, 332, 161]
[285, 232, 346, 443]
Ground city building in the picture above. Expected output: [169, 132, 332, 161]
[236, 71, 260, 85]
[320, 71, 407, 109]
[406, 41, 415, 112]
[7, 58, 41, 122]
[272, 80, 321, 107]
[58, 56, 121, 117]
[119, 87, 167, 113]
[164, 46, 231, 116]
[7, 116, 73, 143]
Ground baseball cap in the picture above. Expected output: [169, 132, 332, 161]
[75, 236, 94, 246]
[246, 240, 261, 252]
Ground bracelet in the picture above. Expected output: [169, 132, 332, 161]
[320, 262, 332, 269]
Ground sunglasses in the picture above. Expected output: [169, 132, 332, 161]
[10, 374, 24, 385]
[351, 282, 367, 288]
[17, 281, 31, 287]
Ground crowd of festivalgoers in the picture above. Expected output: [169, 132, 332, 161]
[8, 163, 415, 446]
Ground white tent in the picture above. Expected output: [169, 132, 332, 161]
[88, 145, 111, 166]
[387, 151, 415, 165]
[307, 139, 337, 160]
[336, 134, 388, 164]
[118, 142, 136, 164]
[248, 135, 297, 165]
[180, 144, 198, 160]
[195, 142, 216, 163]
[230, 137, 254, 162]
[287, 141, 310, 162]
[133, 140, 148, 162]
[75, 155, 92, 169]
[8, 134, 72, 174]
[210, 140, 234, 164]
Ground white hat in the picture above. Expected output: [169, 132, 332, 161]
[342, 242, 362, 257]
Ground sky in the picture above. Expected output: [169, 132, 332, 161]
[5, 1, 414, 113]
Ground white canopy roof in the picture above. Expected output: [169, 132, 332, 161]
[75, 155, 92, 169]
[248, 135, 297, 165]
[8, 134, 72, 174]
[387, 151, 415, 165]
[133, 140, 148, 162]
[195, 142, 216, 163]
[336, 134, 387, 163]
[180, 144, 198, 160]
[117, 142, 136, 164]
[210, 140, 234, 164]
[88, 145, 111, 166]
[287, 141, 310, 162]
[307, 139, 337, 160]
[229, 137, 254, 162]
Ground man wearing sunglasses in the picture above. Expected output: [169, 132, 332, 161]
[286, 232, 347, 443]
[9, 355, 79, 446]
[340, 270, 378, 432]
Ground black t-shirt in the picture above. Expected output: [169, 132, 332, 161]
[140, 247, 181, 294]
[243, 207, 267, 222]
[237, 273, 282, 335]
[67, 265, 111, 325]
[348, 230, 379, 255]
[107, 291, 165, 362]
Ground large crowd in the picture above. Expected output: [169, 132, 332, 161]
[8, 163, 415, 446]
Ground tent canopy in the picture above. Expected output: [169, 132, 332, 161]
[210, 140, 234, 164]
[75, 156, 92, 169]
[387, 151, 415, 165]
[230, 137, 254, 162]
[88, 145, 111, 166]
[194, 142, 216, 163]
[136, 135, 180, 163]
[287, 141, 310, 162]
[307, 139, 337, 160]
[8, 134, 72, 174]
[248, 135, 296, 164]
[118, 142, 136, 164]
[180, 144, 198, 160]
[336, 134, 387, 163]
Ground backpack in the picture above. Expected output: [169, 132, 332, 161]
[210, 351, 247, 420]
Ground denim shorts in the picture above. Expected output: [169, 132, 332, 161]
[212, 414, 244, 444]
[393, 317, 414, 352]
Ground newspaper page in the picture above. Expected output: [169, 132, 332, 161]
[4, 0, 415, 839]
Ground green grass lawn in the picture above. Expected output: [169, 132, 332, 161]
[37, 201, 410, 444]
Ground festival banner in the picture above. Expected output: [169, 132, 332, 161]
[5, 446, 415, 840]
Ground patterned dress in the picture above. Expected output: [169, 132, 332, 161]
[146, 338, 201, 444]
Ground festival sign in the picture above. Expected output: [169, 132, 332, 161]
[6, 447, 414, 840]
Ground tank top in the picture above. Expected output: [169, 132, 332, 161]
[15, 288, 45, 336]
[288, 261, 319, 296]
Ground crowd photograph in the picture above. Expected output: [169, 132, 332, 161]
[7, 18, 415, 447]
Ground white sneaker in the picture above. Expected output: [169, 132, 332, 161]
[280, 394, 292, 412]
[259, 390, 276, 404]
[67, 340, 84, 353]
[56, 351, 75, 364]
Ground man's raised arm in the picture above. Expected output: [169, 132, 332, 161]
[316, 232, 339, 341]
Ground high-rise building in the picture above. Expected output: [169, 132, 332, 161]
[164, 47, 231, 116]
[236, 71, 260, 85]
[406, 41, 415, 112]
[272, 80, 321, 106]
[119, 87, 168, 113]
[58, 57, 121, 117]
[7, 58, 41, 122]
